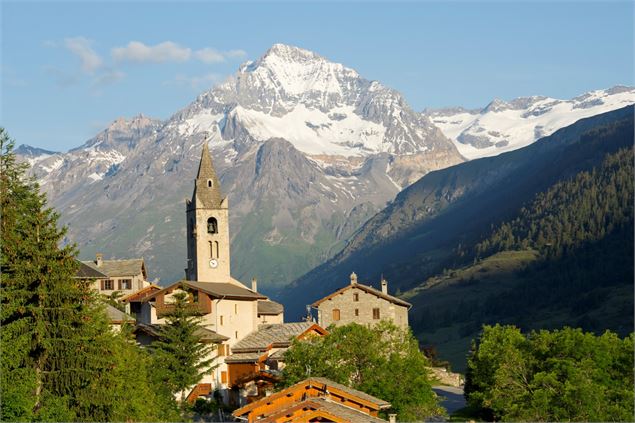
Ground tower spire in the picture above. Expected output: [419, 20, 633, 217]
[192, 141, 223, 208]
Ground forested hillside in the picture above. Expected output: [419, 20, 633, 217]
[408, 141, 634, 370]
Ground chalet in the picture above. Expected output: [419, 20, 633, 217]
[312, 272, 412, 329]
[81, 254, 150, 295]
[225, 322, 327, 405]
[232, 377, 392, 422]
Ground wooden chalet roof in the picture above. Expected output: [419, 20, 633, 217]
[120, 284, 161, 303]
[142, 280, 267, 302]
[231, 322, 327, 353]
[312, 281, 412, 309]
[75, 260, 108, 279]
[233, 377, 391, 420]
[257, 299, 284, 315]
[135, 322, 229, 343]
[81, 258, 147, 279]
[262, 397, 387, 423]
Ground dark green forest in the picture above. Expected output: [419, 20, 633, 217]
[409, 129, 634, 369]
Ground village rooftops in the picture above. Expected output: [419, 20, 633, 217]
[257, 299, 284, 315]
[81, 256, 147, 279]
[230, 322, 327, 353]
[105, 304, 134, 324]
[75, 260, 108, 279]
[141, 279, 268, 302]
[135, 322, 229, 344]
[311, 277, 412, 309]
[233, 377, 391, 422]
[119, 284, 162, 303]
[261, 397, 387, 423]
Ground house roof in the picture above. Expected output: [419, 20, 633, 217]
[262, 397, 387, 423]
[142, 280, 267, 302]
[224, 351, 267, 363]
[233, 377, 391, 418]
[75, 260, 108, 279]
[257, 299, 284, 315]
[105, 304, 134, 324]
[120, 284, 161, 303]
[135, 322, 229, 343]
[81, 258, 147, 279]
[312, 282, 412, 309]
[231, 322, 326, 353]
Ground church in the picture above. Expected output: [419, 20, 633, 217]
[135, 142, 288, 404]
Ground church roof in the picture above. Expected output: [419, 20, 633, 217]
[190, 142, 223, 209]
[257, 299, 284, 315]
[311, 281, 412, 309]
[81, 258, 147, 279]
[142, 280, 267, 302]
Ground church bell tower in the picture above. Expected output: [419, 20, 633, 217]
[185, 142, 231, 282]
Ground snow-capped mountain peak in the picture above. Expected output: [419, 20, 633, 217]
[425, 85, 635, 160]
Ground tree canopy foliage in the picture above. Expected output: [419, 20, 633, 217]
[465, 324, 634, 422]
[282, 321, 442, 420]
[0, 129, 178, 421]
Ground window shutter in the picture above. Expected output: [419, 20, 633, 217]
[221, 371, 227, 384]
[118, 280, 122, 290]
[100, 280, 104, 290]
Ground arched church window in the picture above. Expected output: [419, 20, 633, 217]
[207, 179, 213, 188]
[207, 217, 218, 234]
[214, 241, 219, 258]
[209, 241, 219, 259]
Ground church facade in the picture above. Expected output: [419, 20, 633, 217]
[136, 142, 284, 403]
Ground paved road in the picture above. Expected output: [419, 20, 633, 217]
[432, 385, 466, 414]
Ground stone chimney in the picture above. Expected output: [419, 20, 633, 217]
[381, 278, 388, 294]
[389, 414, 397, 423]
[95, 253, 103, 267]
[350, 272, 358, 285]
[251, 277, 258, 292]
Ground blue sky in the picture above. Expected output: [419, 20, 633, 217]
[1, 1, 633, 152]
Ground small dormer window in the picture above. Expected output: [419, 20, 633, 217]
[207, 179, 213, 188]
[207, 217, 218, 234]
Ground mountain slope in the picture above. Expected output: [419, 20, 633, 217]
[19, 44, 462, 288]
[425, 85, 635, 159]
[281, 106, 634, 318]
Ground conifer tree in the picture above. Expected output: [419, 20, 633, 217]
[150, 291, 217, 404]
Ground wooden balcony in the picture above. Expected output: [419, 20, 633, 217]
[156, 301, 211, 318]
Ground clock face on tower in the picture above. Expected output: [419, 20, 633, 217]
[209, 259, 218, 268]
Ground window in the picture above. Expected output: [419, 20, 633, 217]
[119, 279, 132, 290]
[355, 309, 359, 317]
[102, 279, 114, 290]
[218, 344, 228, 356]
[219, 315, 224, 326]
[353, 293, 359, 302]
[373, 308, 380, 320]
[221, 371, 227, 384]
[207, 217, 218, 234]
[235, 331, 238, 339]
[234, 304, 238, 314]
[333, 309, 340, 321]
[208, 179, 213, 188]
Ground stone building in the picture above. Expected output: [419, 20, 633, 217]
[81, 254, 150, 296]
[312, 272, 411, 329]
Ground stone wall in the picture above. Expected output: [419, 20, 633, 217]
[317, 284, 408, 329]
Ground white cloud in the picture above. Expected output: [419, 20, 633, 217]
[93, 69, 126, 86]
[64, 37, 103, 74]
[167, 73, 223, 90]
[225, 49, 247, 58]
[112, 41, 192, 64]
[195, 48, 225, 64]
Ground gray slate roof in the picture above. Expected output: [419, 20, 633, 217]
[190, 143, 223, 209]
[75, 260, 108, 279]
[81, 258, 146, 278]
[135, 322, 229, 343]
[312, 282, 412, 309]
[232, 322, 315, 352]
[224, 352, 266, 363]
[308, 377, 391, 409]
[105, 304, 134, 323]
[270, 397, 387, 423]
[257, 299, 284, 315]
